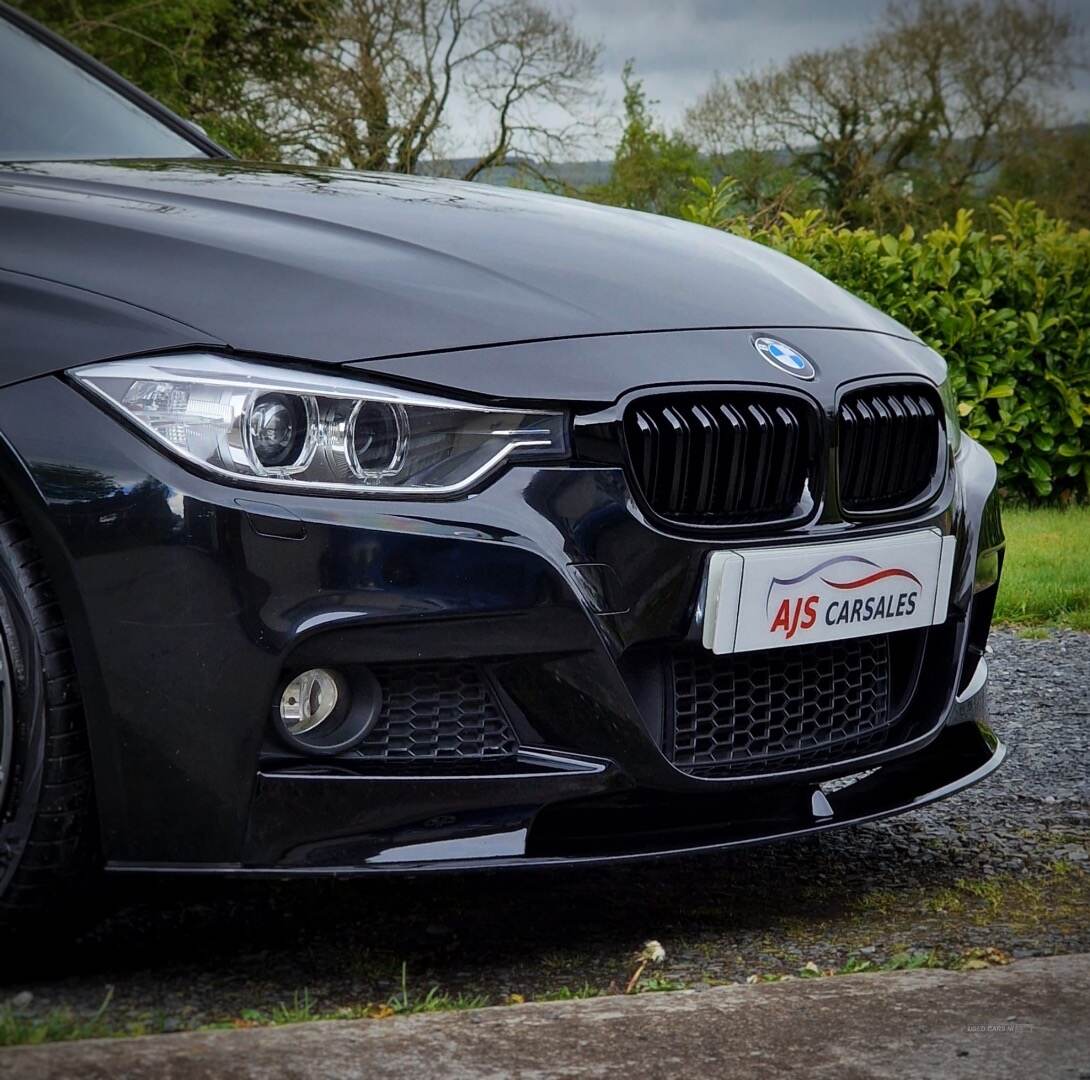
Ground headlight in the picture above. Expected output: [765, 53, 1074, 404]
[937, 374, 963, 455]
[71, 354, 568, 496]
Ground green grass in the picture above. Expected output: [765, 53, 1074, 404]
[533, 985, 602, 1002]
[0, 1009, 118, 1048]
[0, 971, 491, 1047]
[635, 976, 687, 993]
[994, 507, 1090, 630]
[746, 945, 1018, 984]
[0, 990, 153, 1048]
[385, 969, 489, 1016]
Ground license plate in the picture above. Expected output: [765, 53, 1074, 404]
[702, 529, 956, 655]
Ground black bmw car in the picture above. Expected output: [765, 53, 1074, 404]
[0, 3, 1005, 927]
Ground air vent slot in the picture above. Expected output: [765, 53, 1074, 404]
[624, 392, 818, 526]
[838, 385, 945, 513]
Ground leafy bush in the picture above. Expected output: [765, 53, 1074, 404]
[726, 197, 1090, 500]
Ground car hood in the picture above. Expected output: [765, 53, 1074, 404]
[0, 159, 919, 370]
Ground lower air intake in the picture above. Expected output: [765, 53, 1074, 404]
[668, 636, 892, 776]
[359, 662, 518, 762]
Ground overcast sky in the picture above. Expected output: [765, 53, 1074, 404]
[451, 0, 1090, 159]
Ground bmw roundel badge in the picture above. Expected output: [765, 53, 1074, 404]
[752, 336, 816, 380]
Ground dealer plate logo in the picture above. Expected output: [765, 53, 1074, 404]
[765, 554, 923, 641]
[752, 336, 816, 380]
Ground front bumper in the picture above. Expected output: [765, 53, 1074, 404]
[0, 372, 1004, 873]
[199, 700, 1004, 875]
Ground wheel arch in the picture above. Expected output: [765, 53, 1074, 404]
[0, 430, 112, 846]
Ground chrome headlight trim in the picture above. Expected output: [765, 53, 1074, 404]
[70, 353, 569, 497]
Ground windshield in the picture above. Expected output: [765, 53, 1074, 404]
[0, 16, 208, 162]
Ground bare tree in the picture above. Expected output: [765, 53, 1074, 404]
[269, 0, 601, 178]
[684, 0, 1082, 221]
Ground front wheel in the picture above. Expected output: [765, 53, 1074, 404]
[0, 493, 98, 936]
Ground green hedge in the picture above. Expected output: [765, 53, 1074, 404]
[735, 199, 1090, 500]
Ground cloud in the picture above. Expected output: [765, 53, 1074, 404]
[444, 0, 1090, 159]
[556, 0, 1089, 129]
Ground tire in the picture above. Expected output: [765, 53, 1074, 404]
[0, 492, 98, 937]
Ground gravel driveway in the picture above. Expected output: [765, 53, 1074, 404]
[3, 629, 1088, 1036]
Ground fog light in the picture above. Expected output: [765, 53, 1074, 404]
[281, 668, 340, 735]
[272, 666, 380, 756]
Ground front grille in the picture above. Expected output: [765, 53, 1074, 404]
[838, 385, 944, 512]
[668, 637, 892, 776]
[624, 392, 815, 526]
[358, 663, 518, 762]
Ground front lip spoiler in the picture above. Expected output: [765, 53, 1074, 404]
[105, 715, 1004, 877]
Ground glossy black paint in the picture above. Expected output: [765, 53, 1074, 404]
[0, 10, 1003, 873]
[0, 159, 921, 384]
[355, 327, 944, 403]
[233, 719, 1004, 873]
[0, 267, 218, 389]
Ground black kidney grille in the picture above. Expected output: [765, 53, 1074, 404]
[838, 386, 944, 512]
[625, 394, 814, 524]
[359, 663, 518, 762]
[668, 636, 892, 777]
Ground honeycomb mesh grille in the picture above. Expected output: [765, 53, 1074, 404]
[359, 663, 518, 762]
[668, 637, 892, 776]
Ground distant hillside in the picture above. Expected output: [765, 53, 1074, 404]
[422, 123, 1089, 191]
